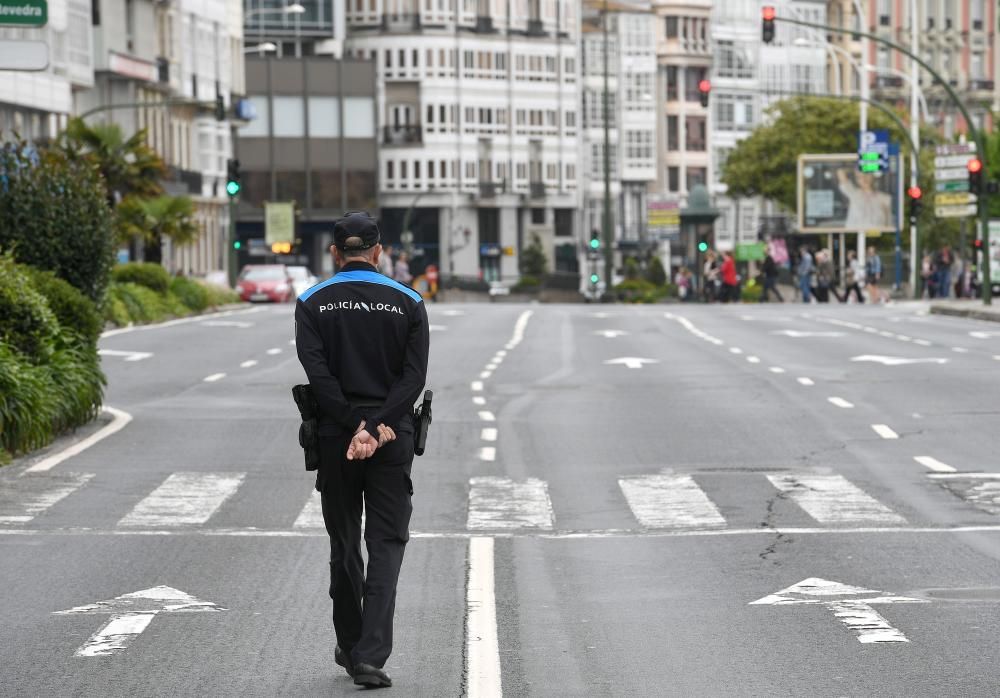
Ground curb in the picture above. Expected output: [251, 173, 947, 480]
[8, 407, 133, 474]
[929, 305, 1000, 323]
[100, 303, 258, 338]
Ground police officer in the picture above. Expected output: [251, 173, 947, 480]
[294, 212, 429, 689]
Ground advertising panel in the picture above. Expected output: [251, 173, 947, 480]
[797, 154, 896, 233]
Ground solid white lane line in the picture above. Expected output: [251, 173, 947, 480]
[769, 367, 786, 374]
[118, 473, 245, 527]
[203, 373, 226, 383]
[200, 320, 254, 328]
[766, 474, 905, 524]
[467, 477, 554, 530]
[926, 473, 1000, 480]
[239, 360, 258, 368]
[26, 407, 133, 473]
[481, 428, 498, 442]
[729, 347, 743, 354]
[619, 474, 726, 529]
[293, 491, 324, 529]
[665, 313, 725, 346]
[266, 348, 282, 355]
[872, 424, 899, 440]
[471, 381, 484, 392]
[797, 377, 815, 386]
[99, 306, 265, 338]
[478, 411, 496, 422]
[0, 473, 95, 523]
[914, 456, 956, 474]
[747, 356, 761, 364]
[466, 537, 502, 698]
[478, 447, 496, 462]
[473, 396, 486, 406]
[827, 397, 854, 409]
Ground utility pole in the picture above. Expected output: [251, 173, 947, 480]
[855, 0, 869, 268]
[908, 0, 919, 297]
[602, 0, 613, 294]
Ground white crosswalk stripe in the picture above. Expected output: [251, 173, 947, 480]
[619, 473, 726, 529]
[293, 490, 324, 529]
[118, 473, 245, 527]
[766, 473, 906, 524]
[0, 473, 94, 524]
[467, 477, 554, 530]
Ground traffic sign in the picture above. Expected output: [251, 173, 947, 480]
[935, 192, 977, 206]
[935, 204, 977, 218]
[936, 180, 970, 193]
[0, 0, 46, 26]
[934, 154, 976, 168]
[935, 167, 971, 181]
[0, 39, 48, 70]
[935, 142, 976, 156]
[857, 129, 890, 173]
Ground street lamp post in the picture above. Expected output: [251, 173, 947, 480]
[601, 0, 613, 296]
[245, 2, 306, 55]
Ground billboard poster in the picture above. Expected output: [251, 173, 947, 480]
[798, 154, 897, 233]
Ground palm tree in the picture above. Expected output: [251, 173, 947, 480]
[117, 195, 198, 264]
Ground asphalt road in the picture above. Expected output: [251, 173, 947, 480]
[4, 299, 1000, 696]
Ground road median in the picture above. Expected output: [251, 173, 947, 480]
[930, 301, 1000, 323]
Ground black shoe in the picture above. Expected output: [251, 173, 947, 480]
[334, 645, 354, 677]
[353, 663, 392, 688]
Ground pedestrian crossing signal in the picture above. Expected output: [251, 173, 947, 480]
[590, 273, 599, 284]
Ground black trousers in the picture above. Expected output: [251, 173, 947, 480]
[319, 431, 414, 669]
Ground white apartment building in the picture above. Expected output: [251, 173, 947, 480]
[710, 0, 827, 250]
[346, 0, 581, 281]
[0, 0, 94, 141]
[78, 0, 245, 275]
[580, 1, 657, 273]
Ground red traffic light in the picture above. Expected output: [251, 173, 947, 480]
[907, 185, 922, 199]
[698, 79, 711, 94]
[968, 158, 983, 173]
[762, 5, 776, 21]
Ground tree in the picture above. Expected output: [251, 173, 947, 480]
[646, 255, 667, 287]
[520, 233, 548, 278]
[117, 195, 198, 264]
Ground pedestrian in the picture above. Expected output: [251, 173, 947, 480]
[935, 245, 953, 299]
[797, 247, 814, 303]
[865, 246, 882, 303]
[816, 249, 843, 303]
[720, 250, 739, 303]
[921, 253, 935, 298]
[760, 250, 783, 302]
[378, 243, 395, 278]
[674, 266, 691, 301]
[702, 251, 720, 302]
[843, 250, 864, 303]
[294, 212, 430, 689]
[393, 252, 413, 286]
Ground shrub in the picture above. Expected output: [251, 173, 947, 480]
[646, 256, 668, 287]
[25, 267, 102, 345]
[0, 144, 115, 302]
[741, 282, 762, 303]
[170, 276, 211, 312]
[0, 255, 59, 361]
[520, 234, 548, 278]
[623, 257, 641, 280]
[203, 284, 239, 306]
[105, 282, 173, 324]
[111, 262, 171, 294]
[512, 275, 541, 292]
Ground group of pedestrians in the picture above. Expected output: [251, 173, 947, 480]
[796, 245, 881, 304]
[699, 250, 741, 303]
[376, 244, 413, 286]
[920, 245, 978, 299]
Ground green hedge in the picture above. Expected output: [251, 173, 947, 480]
[111, 262, 171, 294]
[0, 255, 60, 361]
[24, 268, 103, 346]
[169, 276, 212, 312]
[103, 275, 239, 327]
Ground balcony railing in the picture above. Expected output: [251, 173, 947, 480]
[529, 181, 545, 199]
[874, 75, 904, 88]
[969, 79, 994, 92]
[383, 124, 422, 145]
[475, 15, 494, 33]
[381, 13, 420, 31]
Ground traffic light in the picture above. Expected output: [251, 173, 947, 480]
[233, 239, 242, 250]
[698, 79, 711, 108]
[590, 273, 599, 285]
[968, 157, 983, 194]
[762, 6, 776, 44]
[215, 94, 226, 122]
[271, 241, 292, 254]
[698, 240, 709, 253]
[907, 185, 922, 219]
[589, 233, 601, 251]
[226, 158, 241, 197]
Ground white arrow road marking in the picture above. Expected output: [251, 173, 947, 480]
[770, 330, 845, 338]
[665, 313, 724, 345]
[55, 586, 226, 657]
[429, 325, 448, 332]
[467, 477, 554, 530]
[619, 473, 726, 529]
[0, 473, 94, 524]
[466, 537, 502, 698]
[766, 474, 905, 524]
[118, 473, 245, 527]
[851, 355, 949, 366]
[594, 329, 628, 338]
[970, 330, 1000, 339]
[872, 424, 899, 440]
[914, 456, 956, 473]
[604, 357, 659, 370]
[97, 349, 154, 362]
[749, 577, 927, 643]
[199, 320, 254, 328]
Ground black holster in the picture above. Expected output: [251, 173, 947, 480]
[413, 390, 433, 456]
[292, 384, 320, 471]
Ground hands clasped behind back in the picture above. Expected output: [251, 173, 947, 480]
[346, 420, 397, 460]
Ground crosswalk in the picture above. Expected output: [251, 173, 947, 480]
[1, 468, 997, 533]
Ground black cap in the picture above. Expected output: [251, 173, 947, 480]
[333, 211, 381, 251]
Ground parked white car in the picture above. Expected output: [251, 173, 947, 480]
[287, 266, 319, 298]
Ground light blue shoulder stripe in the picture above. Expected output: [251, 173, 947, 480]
[299, 270, 423, 304]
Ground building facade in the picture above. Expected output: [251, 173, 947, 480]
[0, 0, 94, 142]
[344, 0, 581, 281]
[78, 0, 245, 276]
[580, 1, 657, 281]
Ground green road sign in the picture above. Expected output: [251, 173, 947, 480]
[736, 242, 766, 262]
[936, 180, 970, 193]
[0, 0, 47, 26]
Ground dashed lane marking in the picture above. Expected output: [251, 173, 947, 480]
[797, 377, 815, 386]
[266, 348, 282, 355]
[478, 411, 496, 422]
[729, 347, 743, 354]
[481, 428, 497, 442]
[203, 373, 226, 383]
[872, 424, 900, 440]
[479, 371, 492, 379]
[473, 397, 486, 406]
[747, 356, 761, 364]
[769, 367, 786, 374]
[478, 447, 496, 462]
[239, 360, 258, 368]
[827, 397, 854, 409]
[471, 381, 483, 392]
[914, 456, 956, 474]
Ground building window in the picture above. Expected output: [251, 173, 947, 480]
[667, 115, 679, 151]
[343, 97, 375, 137]
[666, 66, 678, 101]
[942, 0, 953, 29]
[272, 96, 305, 137]
[971, 51, 985, 80]
[665, 16, 677, 38]
[877, 0, 890, 25]
[715, 95, 754, 132]
[307, 97, 340, 138]
[971, 0, 984, 30]
[686, 167, 706, 191]
[624, 130, 654, 165]
[685, 116, 706, 151]
[716, 40, 753, 80]
[386, 161, 394, 180]
[684, 67, 708, 101]
[667, 166, 679, 192]
[925, 0, 934, 28]
[531, 208, 545, 224]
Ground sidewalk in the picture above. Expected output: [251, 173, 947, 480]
[929, 299, 1000, 323]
